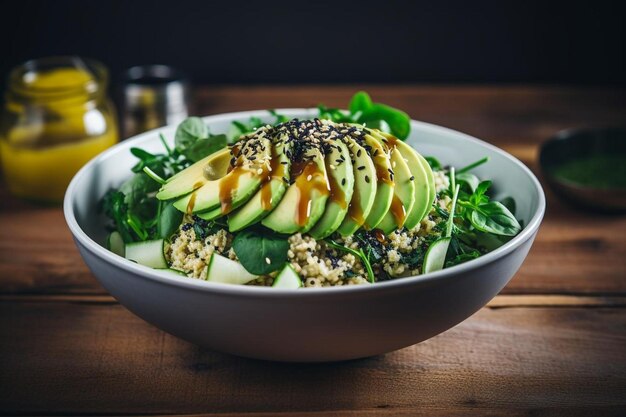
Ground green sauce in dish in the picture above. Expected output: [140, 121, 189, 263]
[552, 155, 626, 189]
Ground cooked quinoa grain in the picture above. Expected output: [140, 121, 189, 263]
[165, 178, 451, 287]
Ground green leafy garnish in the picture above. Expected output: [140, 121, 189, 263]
[232, 230, 289, 275]
[325, 240, 375, 284]
[318, 91, 411, 139]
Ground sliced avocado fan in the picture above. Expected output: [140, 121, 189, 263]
[155, 119, 434, 238]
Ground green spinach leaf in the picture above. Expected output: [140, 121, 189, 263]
[232, 230, 289, 275]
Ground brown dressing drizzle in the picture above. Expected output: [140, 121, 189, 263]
[389, 193, 407, 227]
[218, 166, 248, 214]
[186, 192, 197, 214]
[326, 163, 347, 209]
[259, 150, 284, 211]
[347, 201, 365, 226]
[373, 229, 386, 243]
[292, 161, 329, 226]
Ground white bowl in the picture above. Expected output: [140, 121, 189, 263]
[64, 109, 545, 362]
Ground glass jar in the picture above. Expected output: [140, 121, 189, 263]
[0, 56, 118, 203]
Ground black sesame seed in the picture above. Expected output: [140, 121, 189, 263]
[409, 176, 415, 181]
[358, 166, 365, 170]
[341, 178, 346, 186]
[365, 175, 370, 183]
[357, 149, 362, 157]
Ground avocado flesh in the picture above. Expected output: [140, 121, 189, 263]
[227, 140, 291, 231]
[376, 131, 431, 230]
[156, 148, 230, 200]
[262, 148, 330, 234]
[337, 137, 377, 236]
[373, 136, 416, 234]
[420, 151, 437, 217]
[362, 134, 394, 230]
[172, 138, 272, 214]
[309, 140, 355, 239]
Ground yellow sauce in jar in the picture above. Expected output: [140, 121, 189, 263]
[1, 60, 118, 203]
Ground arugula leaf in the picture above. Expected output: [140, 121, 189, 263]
[101, 190, 133, 243]
[232, 230, 289, 275]
[326, 240, 375, 284]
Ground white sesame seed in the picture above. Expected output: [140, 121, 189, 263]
[330, 164, 336, 170]
[307, 174, 313, 181]
[265, 257, 271, 264]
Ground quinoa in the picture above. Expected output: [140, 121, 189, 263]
[165, 176, 449, 287]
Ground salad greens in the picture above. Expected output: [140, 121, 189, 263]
[101, 90, 523, 282]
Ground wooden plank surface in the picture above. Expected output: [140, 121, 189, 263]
[1, 86, 625, 416]
[1, 86, 625, 295]
[1, 295, 625, 416]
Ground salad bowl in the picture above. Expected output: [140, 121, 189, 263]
[64, 109, 545, 362]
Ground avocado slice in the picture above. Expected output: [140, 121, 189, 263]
[227, 140, 291, 231]
[262, 148, 330, 234]
[420, 151, 437, 218]
[156, 148, 231, 200]
[370, 133, 415, 234]
[173, 137, 272, 215]
[337, 136, 377, 236]
[362, 134, 394, 230]
[309, 140, 355, 239]
[373, 131, 431, 231]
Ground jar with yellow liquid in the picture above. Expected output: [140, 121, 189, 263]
[0, 56, 118, 203]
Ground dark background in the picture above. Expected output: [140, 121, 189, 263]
[0, 0, 624, 89]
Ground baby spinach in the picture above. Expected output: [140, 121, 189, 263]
[232, 230, 289, 275]
[175, 117, 227, 162]
[158, 202, 184, 240]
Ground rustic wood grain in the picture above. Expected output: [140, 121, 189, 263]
[0, 296, 625, 416]
[1, 86, 625, 295]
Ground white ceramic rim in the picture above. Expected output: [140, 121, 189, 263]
[64, 109, 546, 298]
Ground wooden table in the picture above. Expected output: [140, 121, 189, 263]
[1, 86, 625, 416]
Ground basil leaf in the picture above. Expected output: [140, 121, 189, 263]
[174, 117, 209, 152]
[456, 172, 480, 193]
[357, 103, 411, 140]
[470, 202, 521, 236]
[500, 196, 516, 216]
[470, 180, 491, 205]
[184, 134, 227, 162]
[158, 202, 183, 240]
[349, 91, 373, 115]
[232, 230, 289, 275]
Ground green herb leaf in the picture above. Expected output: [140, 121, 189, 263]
[348, 91, 373, 115]
[158, 202, 184, 240]
[174, 117, 209, 152]
[456, 172, 480, 193]
[500, 196, 516, 216]
[469, 201, 521, 236]
[184, 134, 228, 162]
[232, 230, 289, 275]
[357, 103, 411, 140]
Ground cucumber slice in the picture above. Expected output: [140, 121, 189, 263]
[422, 237, 451, 274]
[125, 239, 167, 269]
[206, 253, 257, 285]
[161, 268, 187, 276]
[272, 264, 302, 289]
[106, 231, 125, 257]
